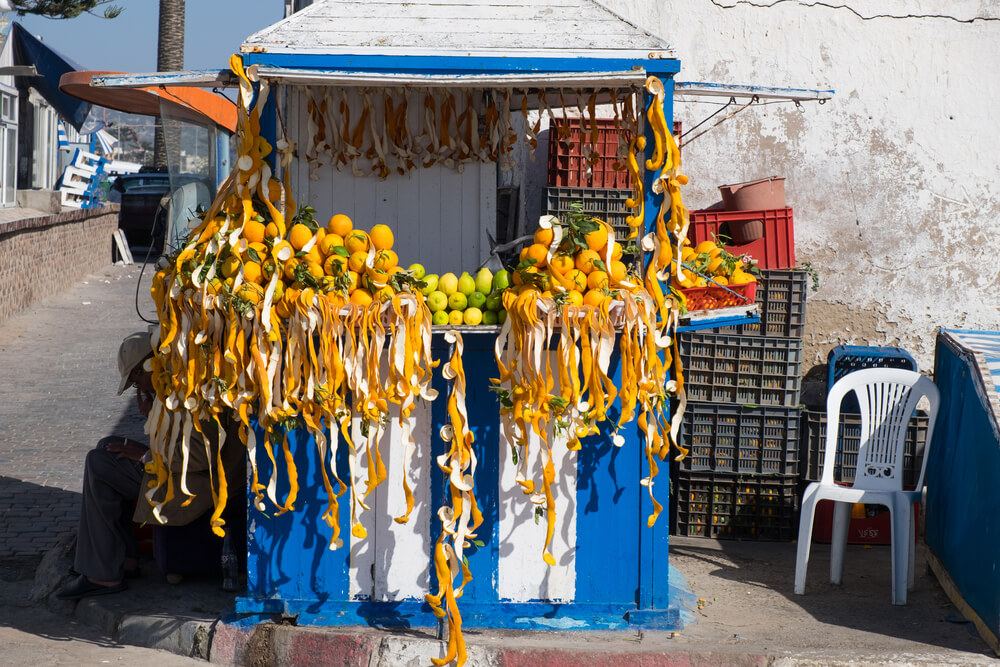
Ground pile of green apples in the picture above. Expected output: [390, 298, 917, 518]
[408, 265, 511, 326]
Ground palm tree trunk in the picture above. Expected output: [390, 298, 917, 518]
[153, 0, 185, 169]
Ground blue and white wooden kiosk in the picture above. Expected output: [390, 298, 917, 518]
[927, 329, 1000, 654]
[101, 0, 758, 632]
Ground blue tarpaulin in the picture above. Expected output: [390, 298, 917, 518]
[9, 22, 91, 130]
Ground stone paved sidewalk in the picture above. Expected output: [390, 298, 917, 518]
[0, 262, 156, 560]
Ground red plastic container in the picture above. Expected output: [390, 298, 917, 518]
[680, 281, 756, 311]
[811, 499, 920, 545]
[688, 207, 796, 270]
[547, 118, 630, 189]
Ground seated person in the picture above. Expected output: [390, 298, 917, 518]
[58, 331, 242, 600]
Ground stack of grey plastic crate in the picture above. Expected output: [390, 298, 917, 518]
[672, 270, 808, 540]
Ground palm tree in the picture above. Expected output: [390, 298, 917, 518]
[153, 0, 184, 169]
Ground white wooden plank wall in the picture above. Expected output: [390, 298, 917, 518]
[497, 350, 578, 602]
[245, 0, 666, 53]
[287, 87, 495, 274]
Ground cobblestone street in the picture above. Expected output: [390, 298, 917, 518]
[0, 262, 156, 561]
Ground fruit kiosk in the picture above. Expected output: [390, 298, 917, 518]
[123, 2, 761, 664]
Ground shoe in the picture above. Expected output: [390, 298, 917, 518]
[56, 575, 127, 600]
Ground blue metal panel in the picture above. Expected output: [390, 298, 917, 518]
[244, 52, 679, 77]
[927, 332, 1000, 636]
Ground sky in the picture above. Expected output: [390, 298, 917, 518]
[12, 0, 284, 72]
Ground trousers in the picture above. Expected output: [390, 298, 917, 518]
[74, 437, 143, 582]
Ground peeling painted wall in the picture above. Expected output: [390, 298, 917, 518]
[598, 0, 1000, 371]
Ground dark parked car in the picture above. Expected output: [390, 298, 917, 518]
[110, 172, 207, 254]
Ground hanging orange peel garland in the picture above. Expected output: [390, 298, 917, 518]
[146, 59, 688, 667]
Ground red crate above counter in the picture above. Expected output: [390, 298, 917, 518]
[688, 207, 796, 270]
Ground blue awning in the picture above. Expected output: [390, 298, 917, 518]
[10, 22, 91, 131]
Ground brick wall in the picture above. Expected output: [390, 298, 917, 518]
[0, 205, 120, 323]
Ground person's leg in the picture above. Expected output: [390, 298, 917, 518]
[73, 440, 143, 584]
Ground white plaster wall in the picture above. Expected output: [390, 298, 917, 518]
[601, 0, 1000, 369]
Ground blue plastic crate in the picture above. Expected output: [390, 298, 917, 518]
[827, 345, 917, 413]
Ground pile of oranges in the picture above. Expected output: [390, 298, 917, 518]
[674, 238, 757, 289]
[511, 215, 636, 308]
[198, 207, 416, 317]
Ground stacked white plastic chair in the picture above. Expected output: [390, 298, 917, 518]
[59, 149, 106, 209]
[794, 367, 939, 605]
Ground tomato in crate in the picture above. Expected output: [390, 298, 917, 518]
[680, 281, 756, 312]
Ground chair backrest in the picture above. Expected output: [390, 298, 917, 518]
[821, 367, 940, 492]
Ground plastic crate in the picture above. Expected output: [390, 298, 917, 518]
[679, 402, 802, 474]
[715, 270, 807, 338]
[827, 345, 917, 413]
[799, 409, 929, 488]
[678, 333, 803, 406]
[547, 118, 631, 189]
[688, 208, 795, 270]
[680, 281, 756, 311]
[673, 471, 799, 541]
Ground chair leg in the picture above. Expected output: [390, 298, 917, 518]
[907, 504, 916, 591]
[830, 501, 850, 585]
[794, 493, 818, 595]
[890, 496, 912, 605]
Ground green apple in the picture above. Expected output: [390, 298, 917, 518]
[468, 291, 487, 310]
[497, 310, 507, 324]
[419, 273, 439, 296]
[427, 290, 448, 312]
[474, 267, 493, 294]
[439, 272, 459, 295]
[463, 307, 483, 326]
[448, 292, 468, 311]
[492, 269, 511, 292]
[407, 263, 426, 280]
[481, 310, 498, 326]
[448, 309, 464, 325]
[485, 295, 503, 312]
[432, 310, 449, 326]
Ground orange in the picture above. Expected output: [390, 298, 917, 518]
[262, 260, 278, 281]
[566, 268, 588, 291]
[347, 270, 360, 292]
[365, 266, 390, 290]
[283, 257, 300, 282]
[575, 249, 601, 274]
[370, 224, 394, 251]
[235, 282, 264, 305]
[305, 246, 324, 266]
[323, 254, 348, 276]
[680, 246, 695, 262]
[345, 229, 370, 254]
[550, 253, 574, 274]
[265, 222, 279, 240]
[609, 260, 628, 283]
[519, 247, 530, 263]
[693, 240, 717, 255]
[587, 271, 609, 290]
[533, 227, 555, 248]
[374, 285, 395, 301]
[243, 261, 263, 284]
[350, 288, 374, 307]
[524, 243, 549, 268]
[288, 223, 314, 251]
[582, 289, 607, 308]
[328, 214, 353, 237]
[371, 249, 398, 271]
[584, 223, 608, 251]
[243, 220, 266, 244]
[220, 254, 242, 279]
[304, 260, 325, 280]
[270, 278, 285, 302]
[348, 250, 368, 273]
[713, 275, 729, 286]
[266, 178, 282, 202]
[565, 290, 584, 307]
[320, 233, 345, 256]
[610, 241, 623, 261]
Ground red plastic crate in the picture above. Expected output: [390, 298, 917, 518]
[688, 207, 796, 270]
[680, 281, 756, 311]
[811, 499, 920, 545]
[547, 118, 631, 189]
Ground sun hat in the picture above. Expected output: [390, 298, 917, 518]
[117, 331, 153, 395]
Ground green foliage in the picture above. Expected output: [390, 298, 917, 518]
[12, 0, 122, 18]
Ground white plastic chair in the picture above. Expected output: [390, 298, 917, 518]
[794, 367, 939, 605]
